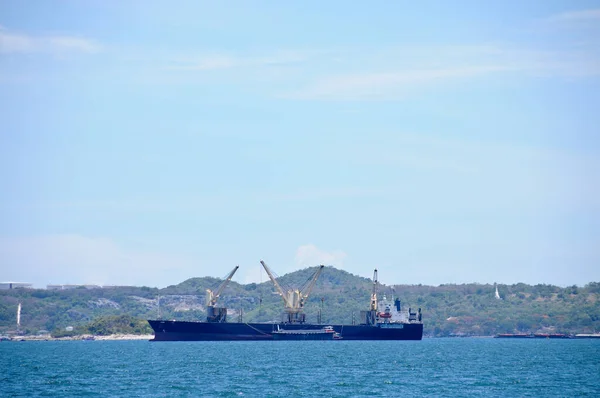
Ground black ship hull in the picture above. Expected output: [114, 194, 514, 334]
[148, 320, 423, 341]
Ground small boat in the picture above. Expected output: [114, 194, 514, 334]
[323, 326, 343, 340]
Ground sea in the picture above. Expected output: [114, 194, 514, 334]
[1, 338, 599, 397]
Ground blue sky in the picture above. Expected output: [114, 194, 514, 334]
[1, 1, 599, 288]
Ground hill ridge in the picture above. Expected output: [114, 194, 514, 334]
[1, 267, 598, 337]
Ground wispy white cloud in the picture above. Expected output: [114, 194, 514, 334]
[545, 9, 600, 22]
[254, 187, 384, 202]
[13, 187, 382, 214]
[285, 65, 512, 100]
[340, 132, 600, 212]
[155, 38, 600, 100]
[166, 50, 317, 71]
[240, 245, 347, 284]
[0, 235, 195, 288]
[282, 44, 599, 100]
[168, 55, 236, 71]
[0, 26, 101, 54]
[295, 244, 347, 268]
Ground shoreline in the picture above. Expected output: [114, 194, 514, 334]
[4, 334, 154, 341]
[5, 334, 599, 341]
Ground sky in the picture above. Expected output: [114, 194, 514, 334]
[1, 1, 599, 289]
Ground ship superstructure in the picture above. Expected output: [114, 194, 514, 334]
[360, 269, 421, 327]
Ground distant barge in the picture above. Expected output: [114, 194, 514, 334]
[495, 333, 572, 339]
[574, 334, 600, 339]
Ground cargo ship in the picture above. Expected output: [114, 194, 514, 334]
[148, 262, 423, 341]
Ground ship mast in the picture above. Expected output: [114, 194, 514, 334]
[260, 260, 325, 324]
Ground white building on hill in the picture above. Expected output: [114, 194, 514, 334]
[0, 282, 33, 290]
[47, 284, 102, 290]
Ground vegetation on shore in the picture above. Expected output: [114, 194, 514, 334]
[51, 315, 153, 338]
[1, 267, 598, 337]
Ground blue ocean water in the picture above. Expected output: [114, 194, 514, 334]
[1, 338, 599, 397]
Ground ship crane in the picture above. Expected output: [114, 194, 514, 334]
[260, 260, 325, 324]
[205, 265, 239, 323]
[359, 268, 379, 326]
[370, 269, 378, 312]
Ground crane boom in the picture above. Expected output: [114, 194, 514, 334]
[370, 268, 378, 311]
[260, 260, 325, 323]
[260, 260, 292, 308]
[206, 265, 239, 306]
[300, 265, 325, 307]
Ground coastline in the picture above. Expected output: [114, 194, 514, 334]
[94, 334, 154, 341]
[5, 334, 154, 341]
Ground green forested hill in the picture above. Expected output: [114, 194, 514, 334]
[1, 266, 598, 337]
